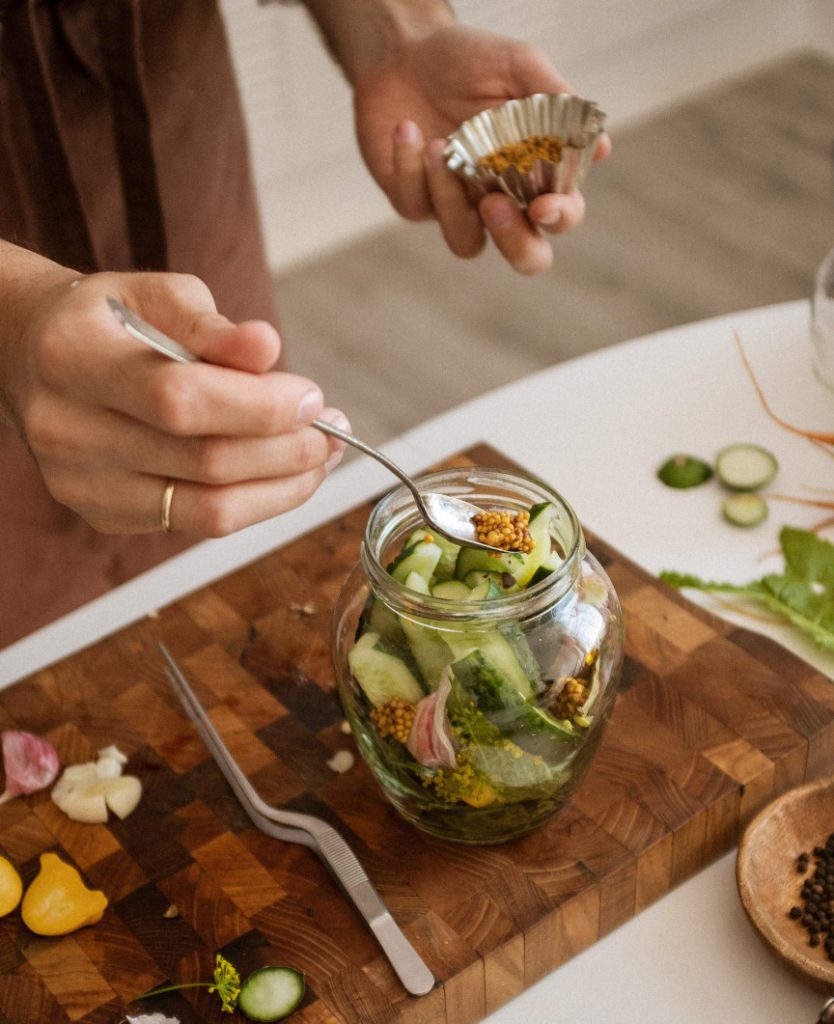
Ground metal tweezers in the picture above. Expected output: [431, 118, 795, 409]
[159, 643, 435, 996]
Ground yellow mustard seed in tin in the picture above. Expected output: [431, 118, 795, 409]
[477, 134, 564, 174]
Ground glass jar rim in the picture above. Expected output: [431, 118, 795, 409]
[360, 465, 584, 621]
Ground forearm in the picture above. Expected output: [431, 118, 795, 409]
[299, 0, 455, 81]
[0, 240, 78, 431]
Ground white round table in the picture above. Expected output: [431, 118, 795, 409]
[2, 300, 832, 1022]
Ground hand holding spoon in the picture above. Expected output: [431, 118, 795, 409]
[106, 297, 500, 552]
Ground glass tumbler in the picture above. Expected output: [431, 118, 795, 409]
[812, 245, 834, 389]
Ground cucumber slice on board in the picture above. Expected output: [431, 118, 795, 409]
[722, 492, 768, 527]
[715, 444, 778, 491]
[657, 454, 713, 489]
[238, 966, 305, 1022]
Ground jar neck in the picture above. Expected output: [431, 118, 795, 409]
[360, 466, 585, 622]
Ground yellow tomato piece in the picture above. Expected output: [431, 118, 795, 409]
[460, 780, 499, 808]
[0, 855, 23, 917]
[21, 852, 107, 936]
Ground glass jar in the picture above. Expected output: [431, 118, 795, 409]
[332, 466, 624, 845]
[812, 244, 834, 390]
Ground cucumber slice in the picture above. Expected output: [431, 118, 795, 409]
[347, 631, 424, 706]
[400, 616, 457, 688]
[454, 502, 553, 589]
[450, 650, 575, 744]
[404, 571, 430, 595]
[404, 528, 460, 581]
[391, 539, 442, 585]
[467, 578, 503, 602]
[400, 614, 536, 697]
[367, 597, 405, 644]
[238, 966, 305, 1022]
[463, 569, 520, 594]
[455, 546, 525, 582]
[431, 580, 472, 601]
[715, 443, 778, 491]
[528, 551, 564, 587]
[657, 454, 713, 489]
[722, 492, 768, 527]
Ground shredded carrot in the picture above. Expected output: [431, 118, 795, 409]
[733, 330, 834, 446]
[767, 493, 834, 511]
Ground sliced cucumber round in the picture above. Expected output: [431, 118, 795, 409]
[657, 454, 713, 489]
[347, 632, 424, 706]
[721, 492, 768, 527]
[238, 966, 305, 1022]
[430, 580, 472, 602]
[715, 443, 778, 491]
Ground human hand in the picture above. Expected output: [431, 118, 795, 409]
[353, 24, 611, 275]
[2, 268, 348, 536]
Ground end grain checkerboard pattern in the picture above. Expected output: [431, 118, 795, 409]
[1, 445, 833, 1023]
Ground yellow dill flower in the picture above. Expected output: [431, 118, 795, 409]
[138, 952, 241, 1014]
[209, 954, 241, 1013]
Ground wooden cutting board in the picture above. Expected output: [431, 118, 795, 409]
[1, 444, 833, 1024]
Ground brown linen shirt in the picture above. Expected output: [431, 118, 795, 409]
[0, 0, 279, 648]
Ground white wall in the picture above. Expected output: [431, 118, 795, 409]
[219, 0, 834, 274]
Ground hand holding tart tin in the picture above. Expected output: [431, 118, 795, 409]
[444, 93, 606, 208]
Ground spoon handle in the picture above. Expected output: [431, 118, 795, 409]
[312, 419, 430, 519]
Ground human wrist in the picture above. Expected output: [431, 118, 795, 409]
[301, 0, 455, 82]
[0, 241, 80, 432]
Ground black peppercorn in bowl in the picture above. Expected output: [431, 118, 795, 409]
[331, 466, 624, 845]
[737, 775, 834, 991]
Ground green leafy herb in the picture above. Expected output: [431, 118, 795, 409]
[660, 527, 834, 651]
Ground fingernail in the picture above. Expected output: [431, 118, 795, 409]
[320, 411, 351, 434]
[536, 208, 562, 227]
[325, 449, 345, 473]
[396, 120, 422, 144]
[296, 389, 323, 424]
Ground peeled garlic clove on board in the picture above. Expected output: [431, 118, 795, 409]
[51, 746, 142, 823]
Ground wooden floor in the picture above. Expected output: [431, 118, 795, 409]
[275, 51, 834, 447]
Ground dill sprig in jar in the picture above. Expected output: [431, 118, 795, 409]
[332, 466, 624, 845]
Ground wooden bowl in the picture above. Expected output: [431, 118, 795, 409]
[737, 776, 834, 992]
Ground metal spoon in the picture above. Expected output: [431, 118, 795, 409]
[106, 297, 499, 552]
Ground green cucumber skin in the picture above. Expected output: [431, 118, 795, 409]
[450, 650, 575, 745]
[657, 454, 713, 489]
[237, 966, 305, 1023]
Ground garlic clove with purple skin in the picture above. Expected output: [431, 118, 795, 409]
[0, 731, 61, 806]
[406, 670, 458, 770]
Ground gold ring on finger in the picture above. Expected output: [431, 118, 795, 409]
[161, 479, 177, 533]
